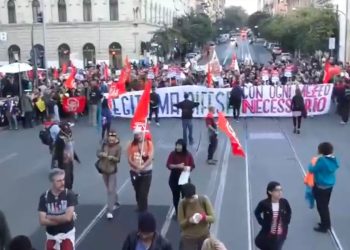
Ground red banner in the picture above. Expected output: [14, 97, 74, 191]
[62, 96, 86, 113]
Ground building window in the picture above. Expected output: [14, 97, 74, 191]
[83, 43, 96, 67]
[58, 0, 67, 22]
[109, 42, 122, 69]
[83, 0, 92, 22]
[144, 0, 147, 21]
[58, 43, 70, 67]
[8, 45, 20, 63]
[7, 0, 16, 24]
[31, 44, 45, 68]
[32, 0, 40, 23]
[110, 0, 119, 21]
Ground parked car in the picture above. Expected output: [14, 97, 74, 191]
[272, 46, 282, 55]
[281, 52, 291, 61]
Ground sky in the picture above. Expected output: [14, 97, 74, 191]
[225, 0, 258, 15]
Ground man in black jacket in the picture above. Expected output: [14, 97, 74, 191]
[229, 83, 244, 121]
[0, 210, 11, 250]
[53, 122, 80, 190]
[122, 212, 172, 250]
[174, 93, 199, 146]
[149, 86, 161, 126]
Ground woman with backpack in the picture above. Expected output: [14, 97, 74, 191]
[291, 88, 306, 134]
[178, 183, 215, 250]
[96, 129, 122, 220]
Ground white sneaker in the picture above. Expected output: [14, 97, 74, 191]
[148, 120, 151, 124]
[340, 121, 347, 125]
[106, 212, 113, 219]
[156, 122, 160, 126]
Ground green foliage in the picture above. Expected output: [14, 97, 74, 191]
[259, 7, 338, 54]
[247, 11, 271, 29]
[222, 6, 248, 30]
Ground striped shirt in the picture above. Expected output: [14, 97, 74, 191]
[271, 202, 283, 235]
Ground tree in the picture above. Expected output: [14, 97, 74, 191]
[247, 11, 271, 29]
[259, 7, 338, 55]
[221, 6, 248, 31]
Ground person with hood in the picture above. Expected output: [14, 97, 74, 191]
[0, 210, 11, 250]
[166, 139, 195, 216]
[53, 122, 81, 190]
[291, 88, 305, 134]
[309, 142, 339, 233]
[122, 212, 172, 250]
[254, 181, 291, 250]
[96, 129, 122, 220]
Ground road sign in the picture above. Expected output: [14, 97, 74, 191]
[329, 37, 336, 50]
[0, 32, 7, 41]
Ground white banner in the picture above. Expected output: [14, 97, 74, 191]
[111, 84, 334, 118]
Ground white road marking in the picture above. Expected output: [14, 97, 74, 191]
[283, 130, 344, 250]
[210, 139, 230, 236]
[75, 179, 130, 246]
[0, 153, 18, 165]
[244, 122, 253, 250]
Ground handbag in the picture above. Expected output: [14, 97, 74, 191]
[95, 159, 103, 174]
[302, 107, 308, 118]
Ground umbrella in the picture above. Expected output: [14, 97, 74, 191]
[0, 63, 32, 74]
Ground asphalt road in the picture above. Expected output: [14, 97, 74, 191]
[1, 110, 350, 250]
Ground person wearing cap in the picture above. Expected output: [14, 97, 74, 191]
[178, 183, 215, 250]
[127, 127, 154, 212]
[149, 86, 161, 126]
[9, 235, 34, 250]
[52, 122, 81, 190]
[173, 93, 200, 146]
[2, 95, 19, 130]
[254, 181, 291, 250]
[0, 209, 11, 250]
[122, 212, 172, 250]
[96, 129, 122, 219]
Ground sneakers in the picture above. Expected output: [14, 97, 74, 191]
[106, 212, 113, 220]
[113, 202, 120, 211]
[156, 122, 160, 126]
[293, 128, 297, 134]
[207, 159, 216, 165]
[340, 121, 347, 125]
[296, 129, 300, 134]
[313, 225, 328, 233]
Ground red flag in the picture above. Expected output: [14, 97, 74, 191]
[62, 96, 87, 113]
[61, 63, 67, 75]
[207, 64, 213, 88]
[217, 112, 245, 157]
[64, 67, 77, 89]
[131, 80, 151, 129]
[53, 68, 59, 80]
[323, 60, 331, 84]
[153, 64, 159, 76]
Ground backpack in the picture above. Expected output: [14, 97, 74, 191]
[39, 125, 53, 146]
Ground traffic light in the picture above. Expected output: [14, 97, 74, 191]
[37, 12, 43, 23]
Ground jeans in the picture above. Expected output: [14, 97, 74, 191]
[182, 119, 193, 145]
[5, 113, 17, 129]
[208, 134, 218, 160]
[292, 116, 302, 129]
[89, 104, 98, 126]
[103, 173, 118, 213]
[60, 162, 74, 190]
[313, 186, 333, 229]
[340, 102, 350, 123]
[149, 107, 159, 122]
[130, 170, 152, 212]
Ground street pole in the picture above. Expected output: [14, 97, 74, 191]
[41, 0, 48, 83]
[31, 23, 38, 89]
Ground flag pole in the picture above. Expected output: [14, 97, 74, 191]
[139, 117, 148, 169]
